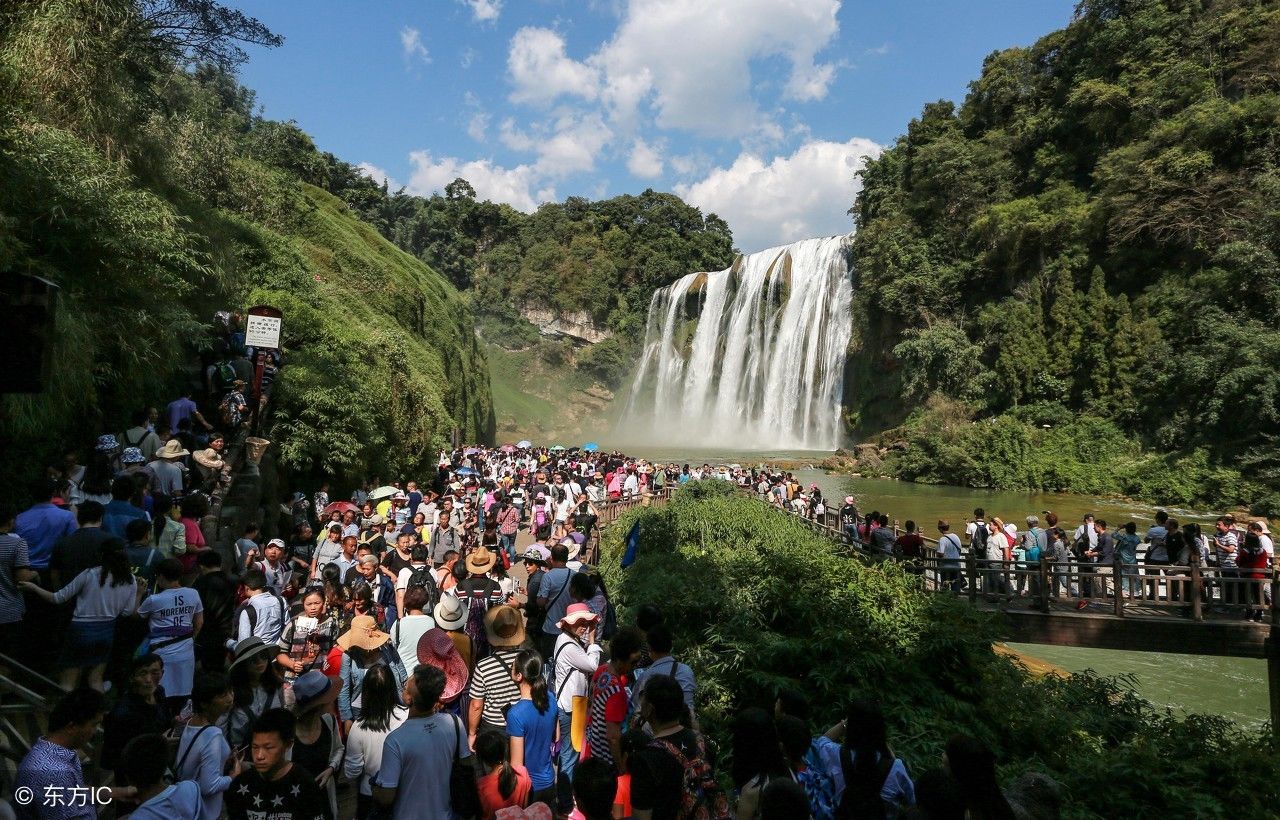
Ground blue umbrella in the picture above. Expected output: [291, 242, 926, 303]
[455, 467, 477, 476]
[517, 440, 532, 449]
[582, 442, 600, 452]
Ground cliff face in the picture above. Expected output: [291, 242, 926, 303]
[519, 305, 613, 344]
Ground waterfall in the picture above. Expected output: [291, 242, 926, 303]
[619, 235, 853, 450]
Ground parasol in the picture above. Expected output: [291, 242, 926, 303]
[368, 485, 399, 501]
[322, 501, 358, 516]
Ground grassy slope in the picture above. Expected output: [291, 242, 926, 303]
[484, 341, 622, 445]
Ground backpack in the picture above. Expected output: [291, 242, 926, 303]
[213, 360, 237, 392]
[971, 522, 989, 552]
[459, 579, 493, 660]
[218, 392, 238, 426]
[795, 764, 836, 820]
[405, 565, 439, 609]
[647, 734, 730, 820]
[834, 746, 894, 820]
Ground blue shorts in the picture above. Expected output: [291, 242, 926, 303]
[59, 619, 116, 669]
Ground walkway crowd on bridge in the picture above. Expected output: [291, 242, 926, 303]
[1, 430, 1074, 820]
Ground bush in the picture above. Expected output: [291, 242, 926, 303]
[599, 487, 1277, 816]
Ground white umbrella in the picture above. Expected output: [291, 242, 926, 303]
[368, 485, 399, 501]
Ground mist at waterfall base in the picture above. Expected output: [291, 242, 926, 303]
[617, 236, 853, 451]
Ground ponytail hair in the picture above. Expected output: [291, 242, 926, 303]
[476, 731, 517, 799]
[515, 649, 549, 714]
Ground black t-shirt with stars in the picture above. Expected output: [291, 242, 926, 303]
[226, 763, 330, 820]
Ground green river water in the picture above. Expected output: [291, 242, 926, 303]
[627, 446, 1267, 728]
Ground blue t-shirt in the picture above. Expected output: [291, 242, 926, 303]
[539, 567, 575, 635]
[379, 713, 471, 820]
[506, 698, 559, 790]
[102, 500, 148, 540]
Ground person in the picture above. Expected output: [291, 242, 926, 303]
[1086, 519, 1115, 600]
[49, 501, 109, 589]
[1115, 522, 1142, 599]
[469, 605, 528, 745]
[633, 622, 696, 714]
[121, 409, 162, 460]
[374, 664, 473, 819]
[521, 547, 548, 630]
[101, 654, 171, 771]
[288, 670, 344, 819]
[16, 477, 78, 573]
[429, 506, 464, 566]
[226, 708, 330, 820]
[476, 729, 534, 819]
[456, 546, 507, 659]
[732, 707, 788, 817]
[1239, 532, 1269, 621]
[390, 584, 436, 673]
[433, 548, 461, 595]
[935, 520, 964, 594]
[870, 514, 896, 557]
[495, 493, 521, 566]
[102, 476, 148, 540]
[815, 698, 915, 817]
[538, 543, 577, 658]
[630, 674, 729, 820]
[435, 592, 474, 672]
[0, 502, 37, 650]
[192, 550, 237, 671]
[177, 494, 212, 572]
[152, 495, 186, 559]
[551, 602, 602, 813]
[777, 714, 835, 819]
[1214, 516, 1240, 606]
[175, 673, 239, 820]
[233, 568, 287, 648]
[15, 688, 139, 819]
[760, 778, 812, 820]
[118, 733, 204, 819]
[148, 439, 189, 497]
[125, 518, 163, 593]
[343, 664, 409, 819]
[336, 614, 408, 731]
[310, 523, 344, 580]
[21, 538, 143, 690]
[943, 734, 1015, 820]
[507, 649, 559, 807]
[275, 588, 338, 697]
[572, 758, 618, 820]
[166, 389, 213, 436]
[223, 637, 285, 750]
[584, 626, 644, 770]
[138, 558, 203, 712]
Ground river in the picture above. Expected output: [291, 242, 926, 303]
[626, 446, 1265, 728]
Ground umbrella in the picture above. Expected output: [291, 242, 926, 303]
[517, 440, 532, 449]
[368, 485, 399, 501]
[550, 445, 566, 452]
[464, 447, 480, 455]
[500, 444, 516, 453]
[455, 467, 478, 476]
[581, 442, 599, 452]
[322, 501, 357, 517]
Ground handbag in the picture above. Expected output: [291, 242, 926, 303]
[449, 715, 480, 818]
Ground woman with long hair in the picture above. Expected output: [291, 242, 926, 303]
[150, 495, 185, 559]
[178, 493, 211, 572]
[943, 734, 1015, 820]
[733, 708, 788, 820]
[477, 729, 532, 819]
[825, 698, 915, 818]
[20, 538, 141, 690]
[223, 638, 284, 749]
[506, 649, 559, 807]
[175, 673, 239, 820]
[342, 664, 408, 819]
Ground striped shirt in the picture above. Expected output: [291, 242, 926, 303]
[585, 666, 628, 767]
[468, 649, 522, 728]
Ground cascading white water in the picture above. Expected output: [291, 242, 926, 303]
[619, 236, 853, 450]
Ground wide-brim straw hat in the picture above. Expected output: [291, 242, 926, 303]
[434, 593, 467, 630]
[465, 547, 496, 574]
[416, 628, 469, 702]
[157, 439, 190, 460]
[557, 602, 599, 630]
[484, 605, 526, 648]
[193, 448, 223, 469]
[336, 614, 391, 652]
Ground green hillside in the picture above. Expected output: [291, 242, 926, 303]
[847, 0, 1280, 512]
[0, 2, 492, 488]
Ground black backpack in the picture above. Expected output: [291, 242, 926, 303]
[405, 565, 439, 609]
[834, 746, 894, 820]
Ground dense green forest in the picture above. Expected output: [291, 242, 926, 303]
[847, 0, 1280, 512]
[0, 0, 493, 488]
[328, 171, 736, 391]
[602, 481, 1277, 818]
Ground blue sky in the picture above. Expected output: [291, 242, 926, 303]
[233, 0, 1078, 253]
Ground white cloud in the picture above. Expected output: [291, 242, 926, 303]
[627, 138, 663, 178]
[507, 28, 599, 106]
[460, 47, 478, 69]
[498, 118, 536, 152]
[535, 113, 613, 176]
[676, 137, 881, 253]
[467, 112, 490, 142]
[356, 162, 399, 190]
[591, 0, 843, 136]
[407, 151, 551, 212]
[400, 26, 430, 64]
[463, 0, 502, 22]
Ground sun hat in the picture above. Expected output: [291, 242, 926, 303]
[465, 547, 497, 574]
[1252, 520, 1271, 535]
[484, 605, 527, 648]
[120, 447, 146, 465]
[337, 614, 391, 652]
[434, 593, 467, 631]
[228, 636, 277, 672]
[521, 546, 549, 565]
[367, 514, 385, 527]
[415, 628, 469, 703]
[557, 602, 599, 630]
[192, 448, 224, 470]
[156, 439, 190, 460]
[559, 537, 582, 562]
[96, 434, 120, 453]
[292, 669, 341, 713]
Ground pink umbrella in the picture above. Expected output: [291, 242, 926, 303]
[500, 444, 516, 453]
[322, 500, 358, 516]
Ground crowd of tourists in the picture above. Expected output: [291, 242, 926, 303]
[0, 432, 1070, 820]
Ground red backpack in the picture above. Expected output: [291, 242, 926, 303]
[647, 734, 730, 820]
